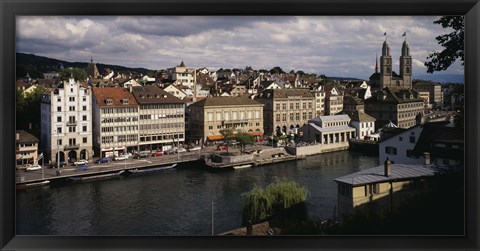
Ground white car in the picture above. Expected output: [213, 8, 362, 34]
[114, 155, 128, 161]
[74, 159, 89, 166]
[188, 146, 201, 152]
[26, 164, 42, 171]
[175, 148, 187, 153]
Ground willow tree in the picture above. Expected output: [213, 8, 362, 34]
[241, 178, 309, 235]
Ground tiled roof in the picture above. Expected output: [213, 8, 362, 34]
[413, 122, 464, 159]
[343, 95, 364, 105]
[340, 110, 376, 122]
[131, 86, 184, 104]
[334, 164, 437, 186]
[311, 114, 351, 123]
[92, 87, 138, 107]
[190, 96, 262, 107]
[16, 130, 39, 144]
[365, 87, 423, 104]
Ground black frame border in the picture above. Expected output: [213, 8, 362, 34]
[2, 0, 479, 250]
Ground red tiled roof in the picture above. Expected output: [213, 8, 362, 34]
[92, 87, 138, 107]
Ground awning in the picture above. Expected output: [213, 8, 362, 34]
[207, 135, 224, 141]
[248, 131, 264, 136]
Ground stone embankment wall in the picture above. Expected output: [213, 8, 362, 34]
[285, 142, 349, 156]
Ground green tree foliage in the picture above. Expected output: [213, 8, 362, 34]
[59, 67, 87, 81]
[235, 131, 256, 152]
[425, 16, 464, 73]
[241, 178, 309, 228]
[16, 86, 46, 134]
[269, 66, 285, 75]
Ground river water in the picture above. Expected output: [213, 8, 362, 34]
[16, 150, 378, 235]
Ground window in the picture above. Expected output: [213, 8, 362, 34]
[276, 114, 280, 122]
[83, 96, 87, 102]
[69, 106, 75, 111]
[276, 104, 280, 110]
[385, 146, 397, 155]
[83, 137, 87, 143]
[83, 126, 87, 132]
[207, 112, 213, 121]
[290, 114, 294, 121]
[406, 149, 415, 157]
[83, 106, 87, 111]
[296, 103, 300, 109]
[57, 116, 62, 122]
[282, 114, 287, 121]
[68, 126, 76, 133]
[208, 126, 213, 130]
[290, 103, 294, 109]
[399, 136, 403, 141]
[409, 136, 415, 143]
[57, 107, 61, 112]
[83, 115, 87, 121]
[69, 97, 75, 102]
[58, 139, 62, 145]
[282, 103, 287, 110]
[303, 103, 307, 109]
[70, 88, 73, 93]
[295, 113, 300, 121]
[57, 97, 61, 102]
[57, 127, 62, 133]
[366, 184, 379, 195]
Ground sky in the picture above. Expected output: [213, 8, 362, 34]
[16, 16, 464, 80]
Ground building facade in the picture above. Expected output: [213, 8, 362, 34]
[16, 130, 39, 166]
[311, 85, 326, 117]
[365, 87, 424, 130]
[131, 86, 185, 152]
[255, 89, 315, 136]
[189, 97, 264, 142]
[40, 77, 94, 164]
[413, 81, 443, 107]
[92, 87, 139, 157]
[299, 115, 356, 146]
[167, 61, 196, 89]
[324, 85, 344, 115]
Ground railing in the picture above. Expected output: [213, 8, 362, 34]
[66, 121, 77, 126]
[64, 144, 80, 150]
[223, 119, 248, 124]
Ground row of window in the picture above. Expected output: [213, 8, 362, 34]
[57, 115, 88, 122]
[275, 102, 313, 111]
[56, 96, 88, 103]
[101, 107, 138, 114]
[101, 135, 138, 144]
[140, 134, 184, 142]
[206, 111, 261, 121]
[56, 125, 88, 133]
[140, 104, 183, 110]
[56, 106, 88, 112]
[325, 121, 349, 127]
[275, 112, 314, 122]
[101, 117, 139, 123]
[140, 114, 183, 120]
[101, 126, 139, 133]
[57, 137, 88, 145]
[140, 123, 183, 130]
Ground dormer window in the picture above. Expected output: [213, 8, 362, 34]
[105, 99, 113, 105]
[121, 98, 129, 104]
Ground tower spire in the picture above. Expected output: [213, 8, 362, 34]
[375, 53, 379, 74]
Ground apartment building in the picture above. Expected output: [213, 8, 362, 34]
[311, 85, 326, 117]
[413, 81, 443, 107]
[255, 89, 315, 136]
[131, 86, 185, 152]
[92, 87, 139, 157]
[189, 97, 264, 142]
[40, 77, 93, 164]
[16, 130, 39, 166]
[167, 61, 196, 89]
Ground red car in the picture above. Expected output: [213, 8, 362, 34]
[217, 145, 228, 151]
[151, 150, 164, 157]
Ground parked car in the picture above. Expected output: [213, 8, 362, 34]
[175, 148, 187, 153]
[164, 148, 176, 155]
[95, 157, 112, 163]
[123, 153, 133, 159]
[134, 151, 150, 158]
[73, 159, 89, 166]
[151, 150, 164, 157]
[188, 146, 201, 152]
[76, 165, 88, 171]
[217, 145, 228, 151]
[26, 164, 42, 171]
[114, 155, 128, 161]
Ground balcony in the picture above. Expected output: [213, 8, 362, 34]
[66, 121, 77, 126]
[223, 119, 248, 124]
[64, 144, 80, 150]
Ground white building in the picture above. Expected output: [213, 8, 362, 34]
[345, 110, 376, 140]
[40, 77, 93, 164]
[167, 61, 196, 89]
[299, 115, 356, 145]
[164, 84, 187, 100]
[379, 124, 424, 166]
[92, 87, 140, 157]
[311, 85, 326, 116]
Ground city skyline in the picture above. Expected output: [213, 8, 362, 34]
[16, 16, 464, 79]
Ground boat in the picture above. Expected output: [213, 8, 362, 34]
[125, 163, 177, 175]
[16, 180, 50, 190]
[233, 164, 253, 170]
[68, 170, 125, 182]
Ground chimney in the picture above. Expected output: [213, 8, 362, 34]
[16, 133, 19, 141]
[424, 152, 431, 165]
[129, 85, 133, 93]
[384, 158, 391, 177]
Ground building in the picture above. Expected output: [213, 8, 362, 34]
[369, 39, 412, 90]
[131, 86, 185, 152]
[40, 77, 93, 164]
[16, 130, 39, 166]
[413, 81, 443, 107]
[311, 85, 326, 116]
[299, 115, 356, 147]
[364, 87, 424, 130]
[189, 97, 264, 142]
[92, 87, 139, 157]
[334, 159, 437, 218]
[86, 57, 101, 79]
[167, 61, 196, 89]
[379, 124, 424, 165]
[324, 85, 344, 115]
[344, 110, 376, 140]
[164, 84, 188, 100]
[255, 89, 315, 136]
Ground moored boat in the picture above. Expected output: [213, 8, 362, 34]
[125, 163, 177, 175]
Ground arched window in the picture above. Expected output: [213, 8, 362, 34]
[406, 67, 410, 73]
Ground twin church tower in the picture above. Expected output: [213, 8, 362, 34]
[370, 37, 412, 90]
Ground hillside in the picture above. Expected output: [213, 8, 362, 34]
[16, 52, 153, 79]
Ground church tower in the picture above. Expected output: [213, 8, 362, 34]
[380, 39, 392, 89]
[399, 40, 412, 89]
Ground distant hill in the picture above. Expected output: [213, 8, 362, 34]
[16, 52, 153, 79]
[413, 74, 464, 84]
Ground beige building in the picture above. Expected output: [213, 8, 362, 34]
[334, 159, 437, 218]
[131, 86, 185, 152]
[324, 85, 343, 115]
[255, 89, 315, 136]
[413, 81, 443, 106]
[16, 130, 39, 166]
[311, 85, 326, 116]
[167, 61, 196, 89]
[365, 87, 424, 130]
[92, 87, 139, 157]
[189, 97, 264, 142]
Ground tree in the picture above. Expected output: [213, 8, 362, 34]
[241, 178, 309, 235]
[269, 66, 285, 75]
[59, 67, 87, 81]
[219, 127, 235, 155]
[425, 16, 464, 73]
[235, 131, 256, 152]
[16, 86, 46, 134]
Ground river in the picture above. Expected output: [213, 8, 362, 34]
[16, 150, 378, 235]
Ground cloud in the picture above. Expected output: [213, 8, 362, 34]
[16, 16, 464, 79]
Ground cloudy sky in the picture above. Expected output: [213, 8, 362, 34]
[16, 16, 463, 80]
